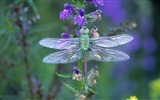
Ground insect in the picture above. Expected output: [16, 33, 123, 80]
[39, 26, 133, 64]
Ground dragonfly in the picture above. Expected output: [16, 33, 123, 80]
[39, 26, 133, 64]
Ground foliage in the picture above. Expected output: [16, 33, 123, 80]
[0, 0, 159, 100]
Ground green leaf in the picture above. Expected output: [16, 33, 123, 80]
[28, 23, 56, 34]
[78, 59, 83, 72]
[0, 29, 6, 36]
[63, 82, 78, 93]
[56, 72, 72, 78]
[77, 80, 84, 92]
[4, 17, 14, 33]
[0, 35, 13, 54]
[88, 87, 98, 94]
[27, 0, 39, 16]
[77, 0, 84, 8]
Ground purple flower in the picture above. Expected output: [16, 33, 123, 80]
[61, 33, 70, 38]
[90, 10, 102, 20]
[140, 16, 153, 35]
[112, 81, 136, 99]
[101, 0, 126, 24]
[141, 55, 156, 71]
[60, 3, 74, 20]
[74, 8, 86, 27]
[76, 30, 81, 37]
[143, 37, 157, 53]
[85, 0, 104, 6]
[125, 34, 141, 53]
[93, 0, 104, 6]
[85, 0, 92, 1]
[73, 66, 80, 74]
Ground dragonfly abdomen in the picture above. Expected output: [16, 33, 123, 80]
[80, 34, 89, 50]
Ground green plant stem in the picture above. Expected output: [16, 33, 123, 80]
[37, 84, 42, 100]
[14, 5, 34, 99]
[83, 51, 88, 92]
[20, 23, 34, 100]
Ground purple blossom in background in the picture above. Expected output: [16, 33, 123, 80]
[60, 3, 74, 20]
[141, 55, 156, 71]
[74, 8, 86, 27]
[140, 16, 153, 35]
[112, 81, 136, 99]
[111, 66, 127, 80]
[143, 37, 157, 53]
[93, 0, 104, 6]
[85, 0, 104, 6]
[61, 33, 70, 38]
[125, 34, 141, 53]
[111, 59, 138, 80]
[101, 0, 126, 24]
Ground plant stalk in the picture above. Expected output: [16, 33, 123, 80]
[83, 50, 88, 92]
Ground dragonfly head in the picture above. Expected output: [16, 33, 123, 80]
[80, 26, 89, 34]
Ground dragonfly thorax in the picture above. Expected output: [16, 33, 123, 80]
[80, 34, 89, 50]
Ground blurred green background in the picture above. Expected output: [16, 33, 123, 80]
[0, 0, 160, 99]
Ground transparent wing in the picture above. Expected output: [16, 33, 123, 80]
[88, 45, 130, 62]
[90, 34, 133, 48]
[39, 38, 80, 49]
[43, 48, 82, 64]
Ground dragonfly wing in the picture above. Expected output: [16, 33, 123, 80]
[39, 38, 80, 49]
[43, 48, 82, 64]
[90, 34, 133, 48]
[110, 34, 134, 45]
[88, 46, 130, 62]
